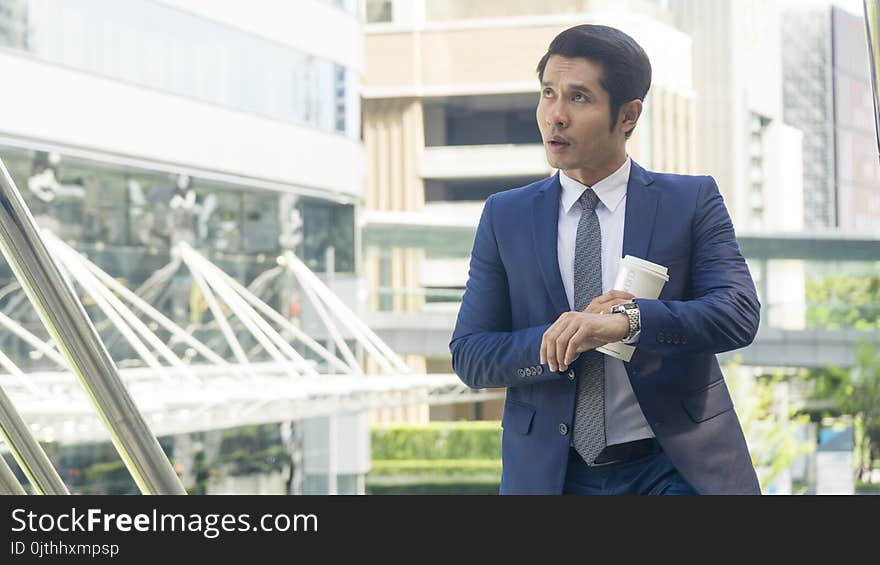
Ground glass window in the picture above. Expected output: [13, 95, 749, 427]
[128, 174, 176, 248]
[243, 192, 280, 254]
[424, 94, 542, 147]
[198, 189, 243, 254]
[0, 0, 28, 49]
[11, 0, 357, 138]
[366, 0, 393, 23]
[425, 176, 545, 202]
[334, 64, 347, 133]
[301, 200, 355, 273]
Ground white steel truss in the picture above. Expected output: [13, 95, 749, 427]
[0, 233, 496, 446]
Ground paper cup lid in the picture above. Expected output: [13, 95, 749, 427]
[622, 255, 669, 280]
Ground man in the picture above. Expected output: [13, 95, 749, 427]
[449, 24, 761, 495]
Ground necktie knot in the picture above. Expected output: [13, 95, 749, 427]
[579, 189, 599, 212]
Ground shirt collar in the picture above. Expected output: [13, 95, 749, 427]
[559, 156, 631, 214]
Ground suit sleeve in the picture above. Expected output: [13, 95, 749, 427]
[449, 195, 566, 389]
[634, 176, 760, 356]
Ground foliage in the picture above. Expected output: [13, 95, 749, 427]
[370, 420, 501, 460]
[80, 459, 138, 495]
[366, 479, 500, 495]
[214, 424, 286, 477]
[369, 421, 502, 494]
[370, 458, 502, 478]
[219, 445, 286, 476]
[724, 357, 813, 492]
[802, 341, 880, 482]
[856, 481, 880, 494]
[805, 274, 880, 330]
[82, 459, 129, 483]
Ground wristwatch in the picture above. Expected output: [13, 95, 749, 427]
[610, 302, 640, 342]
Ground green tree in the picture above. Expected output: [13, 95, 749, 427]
[801, 341, 880, 483]
[724, 358, 813, 492]
[805, 274, 880, 330]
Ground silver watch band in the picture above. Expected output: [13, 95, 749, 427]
[613, 303, 640, 343]
[621, 306, 641, 344]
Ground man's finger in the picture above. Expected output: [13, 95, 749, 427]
[543, 321, 562, 371]
[606, 290, 636, 300]
[588, 297, 637, 315]
[540, 332, 546, 365]
[563, 325, 591, 366]
[541, 323, 557, 366]
[600, 297, 637, 313]
[584, 290, 636, 311]
[555, 322, 579, 371]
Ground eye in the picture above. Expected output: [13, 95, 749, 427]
[573, 93, 586, 102]
[542, 88, 553, 97]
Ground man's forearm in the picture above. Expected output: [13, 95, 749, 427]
[633, 290, 760, 356]
[451, 323, 571, 389]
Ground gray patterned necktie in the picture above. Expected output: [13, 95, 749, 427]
[572, 188, 606, 465]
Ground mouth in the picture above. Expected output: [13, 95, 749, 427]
[546, 136, 571, 152]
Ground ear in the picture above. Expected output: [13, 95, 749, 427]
[619, 99, 643, 136]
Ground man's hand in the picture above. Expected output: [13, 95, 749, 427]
[540, 290, 635, 372]
[580, 289, 636, 316]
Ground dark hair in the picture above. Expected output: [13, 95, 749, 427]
[536, 24, 652, 138]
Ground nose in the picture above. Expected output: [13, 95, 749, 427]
[545, 99, 568, 130]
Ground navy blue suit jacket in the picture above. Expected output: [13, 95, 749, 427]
[449, 161, 762, 494]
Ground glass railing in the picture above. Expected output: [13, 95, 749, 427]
[365, 288, 880, 333]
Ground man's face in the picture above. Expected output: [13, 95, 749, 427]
[536, 55, 623, 173]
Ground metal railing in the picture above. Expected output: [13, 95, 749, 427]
[0, 156, 185, 495]
[865, 0, 880, 160]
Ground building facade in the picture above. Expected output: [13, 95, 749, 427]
[362, 0, 697, 421]
[0, 0, 368, 494]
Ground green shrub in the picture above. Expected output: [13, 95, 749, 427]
[856, 481, 880, 494]
[82, 460, 128, 483]
[366, 479, 500, 495]
[371, 421, 502, 460]
[370, 458, 502, 478]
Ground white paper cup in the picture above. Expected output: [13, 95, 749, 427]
[597, 255, 669, 362]
[612, 255, 669, 300]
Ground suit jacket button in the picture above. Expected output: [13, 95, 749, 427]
[559, 423, 569, 436]
[536, 365, 543, 375]
[567, 369, 576, 381]
[657, 334, 665, 343]
[526, 367, 534, 376]
[673, 336, 681, 344]
[517, 368, 525, 377]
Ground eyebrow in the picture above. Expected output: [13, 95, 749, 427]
[541, 81, 596, 97]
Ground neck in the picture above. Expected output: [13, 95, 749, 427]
[563, 152, 627, 187]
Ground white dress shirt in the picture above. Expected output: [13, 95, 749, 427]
[557, 157, 654, 446]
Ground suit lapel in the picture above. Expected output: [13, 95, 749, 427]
[623, 161, 658, 261]
[532, 162, 657, 316]
[622, 161, 657, 370]
[532, 173, 570, 315]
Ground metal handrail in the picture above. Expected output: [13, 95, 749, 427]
[0, 156, 185, 495]
[0, 384, 68, 494]
[0, 451, 26, 495]
[866, 0, 880, 160]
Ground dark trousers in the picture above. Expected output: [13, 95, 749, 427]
[563, 446, 698, 495]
